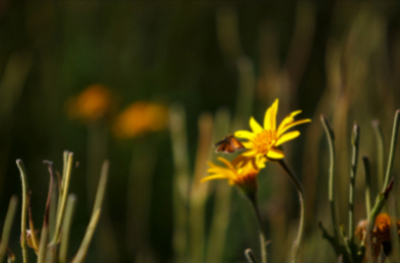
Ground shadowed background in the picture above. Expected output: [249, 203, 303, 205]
[1, 1, 400, 263]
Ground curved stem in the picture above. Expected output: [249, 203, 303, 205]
[248, 194, 267, 263]
[321, 116, 339, 241]
[278, 159, 305, 263]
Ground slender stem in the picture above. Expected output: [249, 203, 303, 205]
[348, 124, 359, 242]
[277, 160, 305, 263]
[38, 160, 54, 263]
[362, 157, 372, 218]
[16, 159, 29, 263]
[91, 160, 109, 217]
[0, 196, 18, 262]
[59, 194, 77, 263]
[37, 225, 48, 263]
[371, 120, 385, 190]
[321, 116, 339, 240]
[248, 194, 267, 263]
[70, 209, 101, 263]
[382, 110, 400, 190]
[52, 152, 74, 244]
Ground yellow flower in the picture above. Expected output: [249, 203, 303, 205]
[113, 101, 168, 138]
[234, 99, 311, 165]
[66, 84, 113, 123]
[201, 155, 265, 194]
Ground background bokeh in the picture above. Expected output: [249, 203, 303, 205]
[1, 1, 400, 263]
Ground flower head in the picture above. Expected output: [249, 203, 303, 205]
[201, 155, 265, 195]
[113, 101, 168, 138]
[66, 84, 113, 123]
[234, 99, 311, 165]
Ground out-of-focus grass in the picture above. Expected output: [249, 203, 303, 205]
[1, 1, 400, 263]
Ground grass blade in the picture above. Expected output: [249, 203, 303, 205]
[59, 194, 77, 263]
[0, 196, 18, 262]
[16, 159, 29, 263]
[52, 152, 74, 244]
[70, 209, 101, 263]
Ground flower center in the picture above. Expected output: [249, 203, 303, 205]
[252, 130, 276, 154]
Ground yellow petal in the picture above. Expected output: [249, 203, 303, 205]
[266, 148, 284, 159]
[235, 130, 255, 139]
[243, 149, 257, 157]
[275, 131, 300, 146]
[250, 117, 263, 133]
[264, 99, 279, 130]
[278, 119, 311, 137]
[277, 110, 302, 134]
[255, 155, 267, 169]
[217, 157, 235, 170]
[201, 174, 230, 183]
[242, 142, 253, 148]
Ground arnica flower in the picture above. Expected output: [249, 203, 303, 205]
[356, 213, 400, 261]
[113, 101, 168, 138]
[201, 155, 265, 196]
[66, 84, 113, 123]
[235, 99, 311, 166]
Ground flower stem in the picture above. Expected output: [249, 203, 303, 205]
[247, 195, 267, 263]
[277, 159, 305, 263]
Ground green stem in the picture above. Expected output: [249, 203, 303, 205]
[59, 195, 77, 263]
[0, 196, 18, 262]
[382, 110, 400, 190]
[248, 194, 267, 263]
[52, 152, 73, 244]
[277, 159, 305, 263]
[37, 224, 48, 263]
[362, 157, 372, 218]
[371, 120, 385, 190]
[348, 124, 359, 243]
[70, 209, 101, 263]
[16, 159, 29, 263]
[321, 116, 339, 241]
[366, 110, 400, 238]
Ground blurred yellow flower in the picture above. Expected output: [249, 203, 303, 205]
[234, 99, 311, 166]
[202, 155, 265, 194]
[66, 84, 113, 123]
[113, 101, 168, 138]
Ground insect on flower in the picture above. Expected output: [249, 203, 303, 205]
[214, 134, 245, 154]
